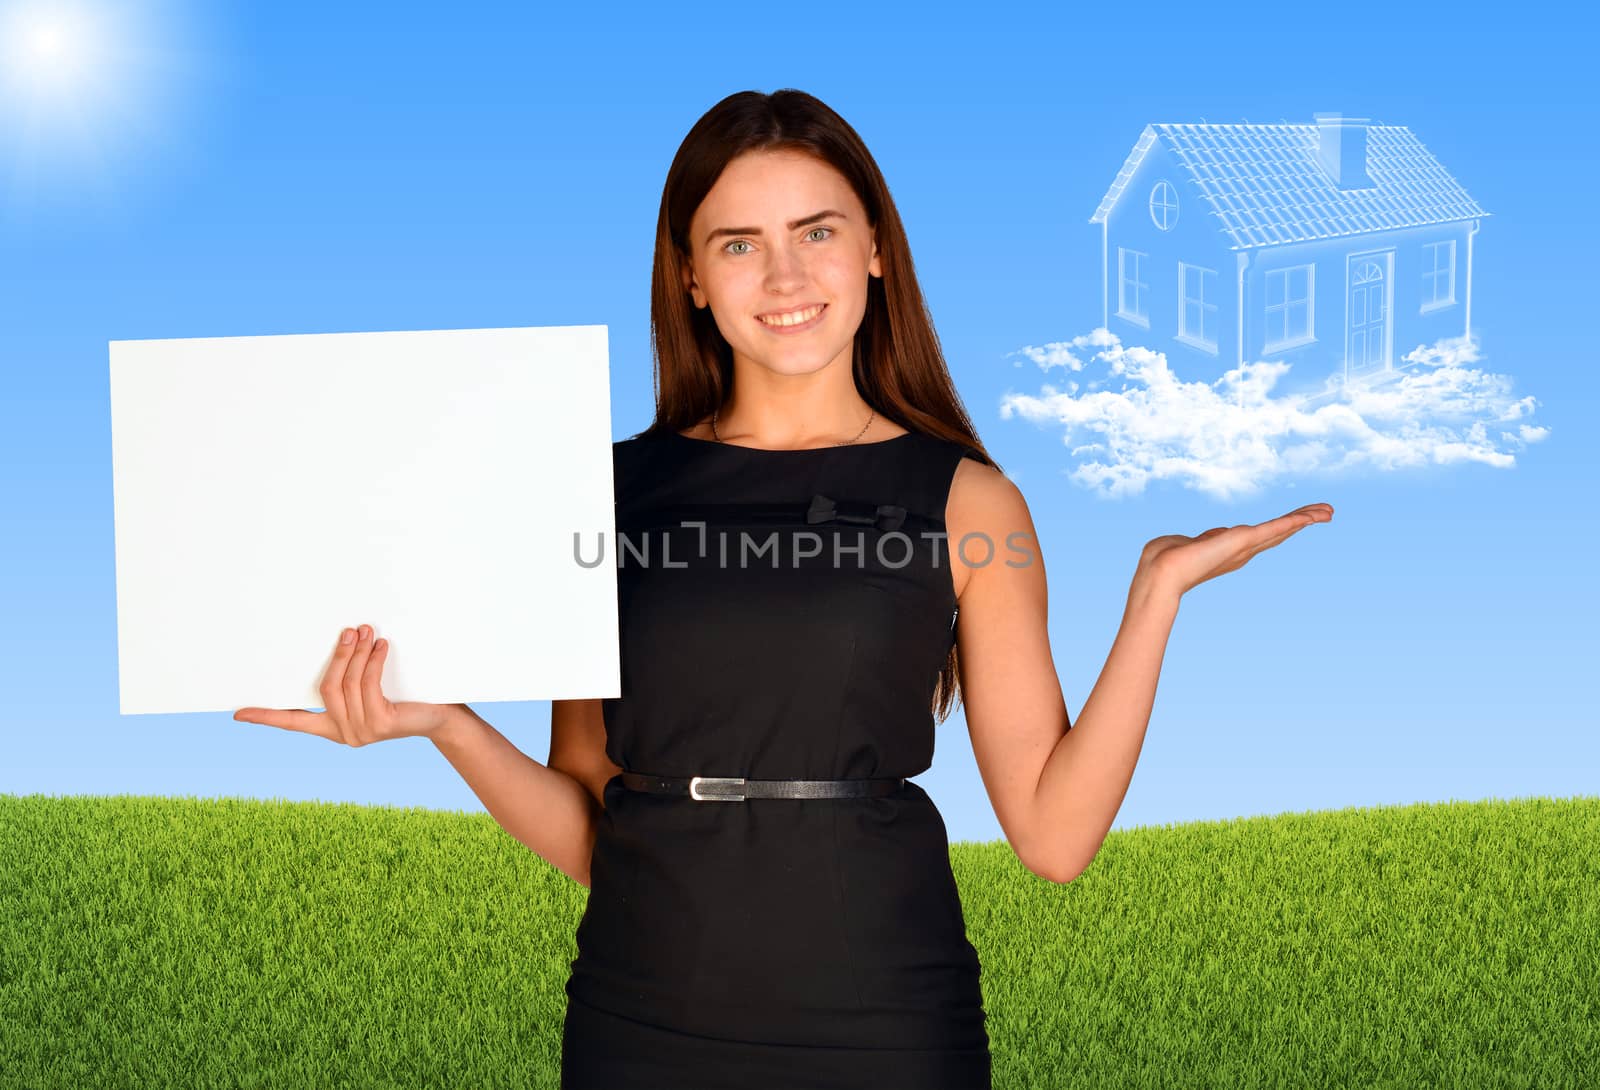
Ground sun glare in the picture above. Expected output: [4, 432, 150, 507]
[7, 8, 99, 95]
[31, 21, 64, 55]
[0, 0, 207, 206]
[31, 22, 61, 55]
[3, 2, 116, 104]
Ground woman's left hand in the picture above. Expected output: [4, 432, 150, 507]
[1139, 503, 1334, 600]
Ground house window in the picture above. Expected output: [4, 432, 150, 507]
[1149, 181, 1179, 231]
[1264, 264, 1315, 350]
[1421, 240, 1456, 311]
[1117, 247, 1149, 327]
[1176, 262, 1218, 352]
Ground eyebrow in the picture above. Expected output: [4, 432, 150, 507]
[704, 209, 847, 248]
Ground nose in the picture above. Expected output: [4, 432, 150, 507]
[761, 241, 808, 294]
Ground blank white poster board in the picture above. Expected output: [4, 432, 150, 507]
[109, 324, 618, 716]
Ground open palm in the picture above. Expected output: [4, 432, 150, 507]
[1143, 503, 1334, 598]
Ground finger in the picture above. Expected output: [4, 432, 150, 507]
[1282, 503, 1332, 522]
[343, 624, 375, 731]
[1249, 510, 1319, 544]
[233, 706, 339, 740]
[1242, 517, 1317, 561]
[363, 636, 391, 724]
[320, 627, 358, 733]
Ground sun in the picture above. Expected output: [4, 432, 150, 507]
[30, 20, 71, 62]
[3, 3, 106, 103]
[0, 0, 210, 207]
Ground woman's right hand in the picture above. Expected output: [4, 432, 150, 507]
[233, 624, 461, 746]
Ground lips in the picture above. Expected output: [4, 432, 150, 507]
[757, 301, 825, 317]
[755, 302, 827, 330]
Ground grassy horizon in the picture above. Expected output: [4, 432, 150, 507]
[2, 793, 1595, 1088]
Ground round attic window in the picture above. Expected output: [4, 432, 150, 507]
[1149, 180, 1178, 230]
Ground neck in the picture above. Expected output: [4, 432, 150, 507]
[713, 404, 876, 447]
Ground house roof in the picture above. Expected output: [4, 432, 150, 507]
[1088, 123, 1490, 250]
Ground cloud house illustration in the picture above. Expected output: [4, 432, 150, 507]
[1089, 112, 1489, 402]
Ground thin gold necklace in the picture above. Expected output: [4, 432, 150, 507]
[711, 407, 876, 447]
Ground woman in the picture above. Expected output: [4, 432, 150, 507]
[234, 89, 1331, 1088]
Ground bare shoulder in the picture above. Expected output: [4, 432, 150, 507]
[945, 452, 1038, 601]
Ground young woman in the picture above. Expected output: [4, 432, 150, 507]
[235, 89, 1331, 1088]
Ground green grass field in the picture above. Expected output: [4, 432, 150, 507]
[1, 793, 1595, 1088]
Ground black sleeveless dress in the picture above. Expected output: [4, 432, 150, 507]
[561, 428, 991, 1089]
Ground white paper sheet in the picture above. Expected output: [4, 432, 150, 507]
[109, 324, 618, 715]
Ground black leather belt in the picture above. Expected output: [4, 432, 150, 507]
[620, 772, 905, 801]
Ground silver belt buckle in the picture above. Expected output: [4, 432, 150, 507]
[688, 775, 746, 801]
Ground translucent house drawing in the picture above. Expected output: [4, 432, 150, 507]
[1090, 113, 1490, 399]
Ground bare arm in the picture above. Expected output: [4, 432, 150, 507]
[430, 703, 602, 888]
[949, 457, 1332, 884]
[1028, 575, 1178, 881]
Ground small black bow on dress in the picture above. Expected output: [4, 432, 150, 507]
[805, 493, 908, 532]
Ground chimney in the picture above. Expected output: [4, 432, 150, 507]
[1313, 112, 1373, 189]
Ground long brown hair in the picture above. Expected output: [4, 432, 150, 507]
[637, 88, 998, 722]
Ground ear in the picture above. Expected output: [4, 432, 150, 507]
[680, 256, 705, 308]
[868, 235, 882, 279]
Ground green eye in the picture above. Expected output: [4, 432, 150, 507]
[724, 226, 833, 256]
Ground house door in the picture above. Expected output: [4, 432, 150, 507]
[1346, 255, 1390, 378]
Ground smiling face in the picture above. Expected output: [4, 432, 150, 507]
[681, 148, 882, 382]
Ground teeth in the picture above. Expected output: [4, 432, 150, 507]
[758, 304, 824, 327]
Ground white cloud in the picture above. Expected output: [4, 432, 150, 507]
[999, 330, 1550, 500]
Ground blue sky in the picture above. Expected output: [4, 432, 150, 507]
[2, 0, 1593, 845]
